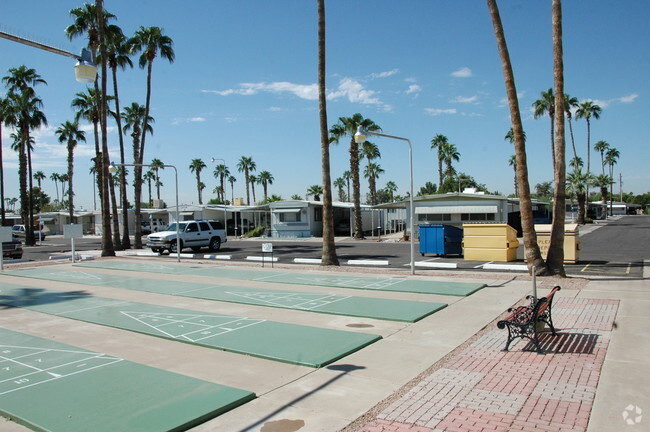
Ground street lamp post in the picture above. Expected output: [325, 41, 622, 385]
[210, 157, 229, 239]
[355, 126, 415, 275]
[110, 162, 180, 263]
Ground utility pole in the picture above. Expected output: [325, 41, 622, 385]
[619, 173, 623, 202]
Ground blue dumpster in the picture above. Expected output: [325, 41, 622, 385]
[419, 224, 463, 256]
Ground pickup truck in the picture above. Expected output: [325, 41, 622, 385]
[146, 220, 226, 254]
[2, 237, 23, 259]
[12, 224, 46, 241]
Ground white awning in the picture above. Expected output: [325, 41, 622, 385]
[38, 217, 55, 222]
[179, 212, 194, 216]
[415, 205, 498, 214]
[273, 208, 302, 213]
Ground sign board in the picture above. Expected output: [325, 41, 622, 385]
[262, 243, 273, 253]
[64, 224, 83, 239]
[0, 226, 12, 242]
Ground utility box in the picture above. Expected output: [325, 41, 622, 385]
[419, 224, 463, 257]
[531, 224, 580, 263]
[462, 224, 519, 262]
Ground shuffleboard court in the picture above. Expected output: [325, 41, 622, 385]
[0, 327, 254, 432]
[0, 283, 380, 368]
[76, 260, 486, 296]
[6, 267, 446, 323]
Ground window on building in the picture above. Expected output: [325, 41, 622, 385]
[279, 211, 301, 222]
[418, 213, 451, 222]
[314, 207, 322, 222]
[461, 213, 496, 221]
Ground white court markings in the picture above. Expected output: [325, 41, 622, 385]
[226, 291, 351, 310]
[120, 311, 265, 343]
[254, 273, 406, 290]
[0, 345, 122, 396]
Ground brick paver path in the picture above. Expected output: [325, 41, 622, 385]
[358, 298, 618, 432]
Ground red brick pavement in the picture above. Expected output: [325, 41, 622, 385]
[356, 298, 618, 432]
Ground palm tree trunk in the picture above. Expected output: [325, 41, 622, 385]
[350, 138, 363, 239]
[113, 66, 131, 249]
[67, 144, 74, 222]
[487, 0, 546, 274]
[318, 0, 338, 265]
[546, 0, 566, 277]
[567, 116, 577, 161]
[26, 141, 35, 245]
[0, 122, 5, 226]
[110, 173, 122, 250]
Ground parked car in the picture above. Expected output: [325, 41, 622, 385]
[12, 224, 46, 241]
[141, 218, 166, 235]
[2, 236, 23, 259]
[146, 220, 226, 254]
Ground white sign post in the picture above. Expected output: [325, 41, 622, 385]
[262, 243, 273, 268]
[0, 226, 13, 271]
[64, 224, 83, 263]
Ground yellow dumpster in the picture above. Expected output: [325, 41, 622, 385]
[462, 224, 519, 262]
[531, 224, 580, 263]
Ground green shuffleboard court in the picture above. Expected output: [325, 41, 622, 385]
[7, 267, 446, 323]
[76, 260, 486, 296]
[0, 327, 254, 432]
[0, 283, 380, 368]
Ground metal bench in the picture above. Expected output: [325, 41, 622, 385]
[497, 286, 561, 354]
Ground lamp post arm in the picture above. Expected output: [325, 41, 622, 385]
[0, 30, 81, 60]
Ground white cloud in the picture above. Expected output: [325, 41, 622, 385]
[371, 69, 399, 79]
[618, 93, 638, 103]
[406, 84, 422, 95]
[452, 95, 478, 103]
[451, 67, 473, 78]
[171, 116, 207, 125]
[268, 106, 284, 112]
[425, 108, 457, 116]
[203, 82, 319, 100]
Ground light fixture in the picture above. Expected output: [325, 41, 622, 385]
[74, 48, 97, 83]
[354, 126, 366, 144]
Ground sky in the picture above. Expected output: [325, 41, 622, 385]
[1, 0, 648, 212]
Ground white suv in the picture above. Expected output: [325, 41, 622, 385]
[146, 220, 226, 254]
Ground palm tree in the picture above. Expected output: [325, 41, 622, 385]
[430, 134, 448, 187]
[360, 140, 381, 202]
[592, 174, 611, 219]
[122, 102, 153, 248]
[566, 169, 592, 224]
[384, 181, 398, 202]
[149, 158, 164, 201]
[258, 170, 274, 201]
[0, 96, 11, 225]
[189, 158, 206, 204]
[575, 100, 602, 176]
[487, 0, 546, 273]
[49, 173, 61, 202]
[33, 170, 46, 190]
[329, 113, 381, 239]
[227, 175, 237, 204]
[333, 177, 346, 201]
[213, 164, 230, 203]
[605, 147, 619, 216]
[364, 162, 384, 205]
[143, 169, 155, 206]
[249, 174, 258, 204]
[342, 170, 351, 202]
[105, 24, 133, 249]
[440, 141, 460, 182]
[72, 88, 102, 195]
[593, 140, 609, 174]
[55, 121, 86, 221]
[3, 68, 47, 246]
[236, 156, 256, 205]
[307, 185, 323, 201]
[533, 88, 556, 165]
[508, 154, 518, 195]
[564, 93, 579, 160]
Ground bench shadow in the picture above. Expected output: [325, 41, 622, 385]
[523, 332, 599, 354]
[0, 288, 91, 310]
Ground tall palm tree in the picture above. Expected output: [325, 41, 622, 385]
[150, 158, 164, 201]
[430, 134, 448, 187]
[307, 185, 323, 201]
[440, 141, 460, 182]
[105, 24, 133, 249]
[566, 169, 592, 225]
[360, 140, 381, 201]
[564, 93, 579, 161]
[575, 100, 602, 176]
[33, 170, 46, 190]
[317, 0, 338, 265]
[236, 156, 256, 205]
[508, 154, 518, 195]
[333, 177, 346, 201]
[122, 102, 153, 248]
[342, 170, 351, 202]
[329, 113, 381, 239]
[384, 180, 398, 202]
[487, 0, 546, 274]
[364, 162, 385, 205]
[592, 174, 610, 219]
[532, 87, 556, 165]
[227, 175, 237, 204]
[55, 121, 86, 221]
[547, 0, 567, 276]
[72, 89, 102, 195]
[258, 170, 274, 201]
[605, 147, 619, 216]
[127, 25, 175, 229]
[593, 140, 609, 174]
[0, 96, 9, 225]
[249, 174, 258, 204]
[49, 173, 61, 203]
[143, 169, 155, 206]
[213, 164, 230, 203]
[189, 158, 206, 204]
